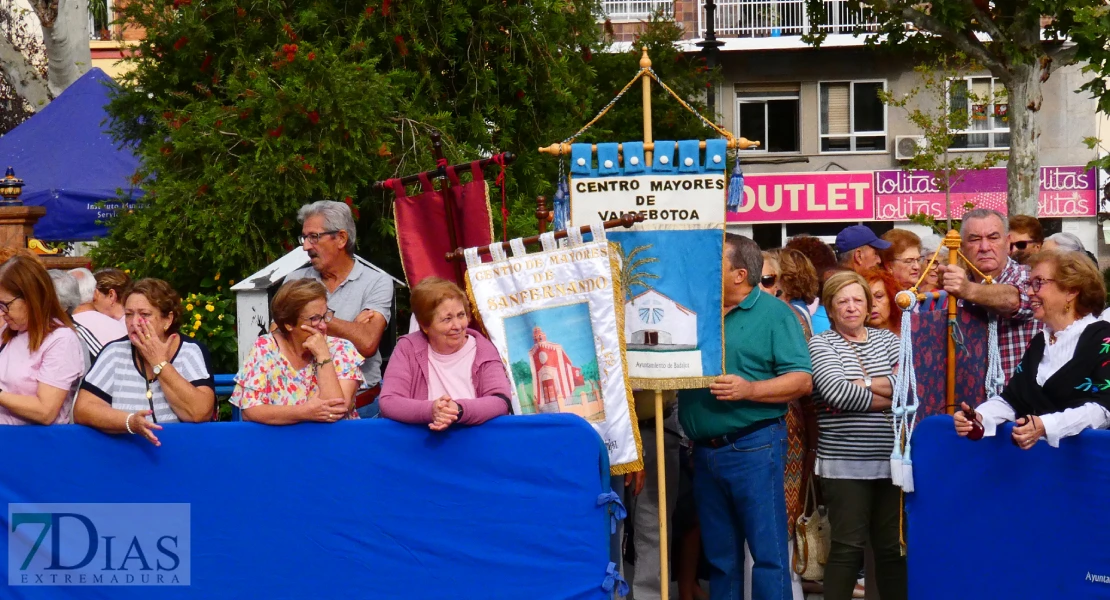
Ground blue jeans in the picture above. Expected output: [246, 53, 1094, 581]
[693, 419, 790, 600]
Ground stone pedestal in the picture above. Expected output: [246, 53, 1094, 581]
[0, 206, 46, 249]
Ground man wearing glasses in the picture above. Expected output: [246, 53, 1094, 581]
[938, 208, 1039, 383]
[1007, 215, 1044, 265]
[287, 200, 395, 417]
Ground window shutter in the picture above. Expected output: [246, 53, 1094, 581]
[824, 83, 850, 135]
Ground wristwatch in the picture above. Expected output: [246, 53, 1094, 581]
[455, 401, 465, 420]
[863, 376, 873, 389]
[152, 361, 169, 377]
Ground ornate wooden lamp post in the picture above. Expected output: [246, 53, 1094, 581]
[0, 167, 24, 206]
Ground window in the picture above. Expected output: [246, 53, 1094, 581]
[949, 77, 1009, 150]
[735, 85, 800, 153]
[89, 0, 113, 40]
[819, 81, 887, 152]
[600, 0, 673, 20]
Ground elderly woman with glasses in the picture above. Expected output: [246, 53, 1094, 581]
[880, 229, 923, 291]
[760, 251, 782, 298]
[231, 279, 365, 425]
[955, 250, 1110, 448]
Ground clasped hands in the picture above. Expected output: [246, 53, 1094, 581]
[430, 395, 462, 432]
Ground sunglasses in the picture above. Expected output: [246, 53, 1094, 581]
[1010, 240, 1033, 251]
[760, 274, 777, 288]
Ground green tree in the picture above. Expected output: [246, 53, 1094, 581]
[1073, 5, 1110, 178]
[880, 55, 1007, 231]
[619, 243, 658, 300]
[510, 359, 532, 386]
[804, 0, 1099, 216]
[93, 0, 604, 290]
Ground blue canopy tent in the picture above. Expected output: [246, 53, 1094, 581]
[0, 68, 141, 241]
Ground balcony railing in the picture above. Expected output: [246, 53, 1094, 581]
[700, 0, 880, 38]
[601, 0, 674, 21]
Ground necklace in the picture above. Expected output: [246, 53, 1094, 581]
[131, 346, 159, 423]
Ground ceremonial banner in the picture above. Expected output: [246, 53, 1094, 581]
[463, 230, 642, 474]
[568, 140, 726, 389]
[909, 307, 992, 417]
[389, 162, 494, 285]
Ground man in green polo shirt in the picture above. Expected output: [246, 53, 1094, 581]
[679, 233, 812, 600]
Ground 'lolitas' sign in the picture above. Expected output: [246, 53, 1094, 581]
[873, 166, 1097, 220]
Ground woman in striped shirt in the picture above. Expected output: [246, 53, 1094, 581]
[807, 270, 905, 600]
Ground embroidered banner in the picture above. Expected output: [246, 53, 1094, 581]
[568, 140, 726, 389]
[464, 233, 642, 474]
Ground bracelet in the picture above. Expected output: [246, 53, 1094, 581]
[125, 412, 136, 435]
[314, 356, 332, 367]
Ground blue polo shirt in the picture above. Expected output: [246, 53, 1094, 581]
[678, 287, 812, 441]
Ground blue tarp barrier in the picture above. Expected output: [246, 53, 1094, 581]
[0, 68, 141, 241]
[908, 416, 1110, 599]
[0, 415, 613, 599]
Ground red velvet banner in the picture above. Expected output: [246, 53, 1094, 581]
[390, 162, 493, 286]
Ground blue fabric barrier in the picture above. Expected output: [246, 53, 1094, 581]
[0, 415, 613, 599]
[908, 416, 1110, 599]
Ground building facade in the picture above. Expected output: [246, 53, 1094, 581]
[602, 0, 1110, 259]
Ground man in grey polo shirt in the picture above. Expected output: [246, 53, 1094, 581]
[287, 200, 394, 417]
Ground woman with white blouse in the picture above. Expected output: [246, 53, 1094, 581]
[955, 250, 1110, 448]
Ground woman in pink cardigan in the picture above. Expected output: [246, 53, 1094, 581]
[379, 277, 512, 430]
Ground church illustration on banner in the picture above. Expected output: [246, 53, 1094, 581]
[625, 289, 698, 350]
[523, 326, 605, 422]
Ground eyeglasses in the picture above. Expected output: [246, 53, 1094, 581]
[303, 309, 335, 326]
[1025, 278, 1057, 293]
[298, 231, 340, 246]
[760, 274, 777, 288]
[0, 295, 22, 314]
[891, 257, 925, 266]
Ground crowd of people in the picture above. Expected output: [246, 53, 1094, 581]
[0, 200, 1106, 600]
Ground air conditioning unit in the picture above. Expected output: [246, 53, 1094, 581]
[894, 135, 926, 161]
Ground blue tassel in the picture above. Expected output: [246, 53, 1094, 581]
[601, 562, 629, 597]
[726, 157, 744, 212]
[553, 176, 569, 231]
[597, 491, 627, 534]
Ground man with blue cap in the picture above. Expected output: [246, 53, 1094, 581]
[835, 225, 890, 273]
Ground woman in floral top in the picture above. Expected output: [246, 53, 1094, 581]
[231, 279, 364, 424]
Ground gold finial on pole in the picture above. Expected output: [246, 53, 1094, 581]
[641, 47, 653, 166]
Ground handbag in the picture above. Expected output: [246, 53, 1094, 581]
[792, 475, 830, 581]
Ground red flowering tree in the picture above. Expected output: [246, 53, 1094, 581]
[94, 0, 604, 290]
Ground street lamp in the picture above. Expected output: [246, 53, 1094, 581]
[0, 167, 24, 206]
[696, 0, 724, 118]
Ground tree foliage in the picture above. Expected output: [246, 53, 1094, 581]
[880, 54, 1006, 230]
[804, 0, 1100, 216]
[93, 0, 606, 290]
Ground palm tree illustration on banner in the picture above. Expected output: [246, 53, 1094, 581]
[620, 243, 659, 302]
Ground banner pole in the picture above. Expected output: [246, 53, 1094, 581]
[641, 47, 653, 166]
[943, 230, 961, 414]
[654, 389, 669, 600]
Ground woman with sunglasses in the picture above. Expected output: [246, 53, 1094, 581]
[231, 279, 364, 425]
[74, 279, 216, 445]
[0, 255, 85, 425]
[955, 250, 1110, 448]
[760, 251, 782, 298]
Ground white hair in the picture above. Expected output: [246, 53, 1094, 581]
[297, 200, 357, 253]
[49, 270, 81, 313]
[69, 267, 96, 304]
[1045, 232, 1086, 253]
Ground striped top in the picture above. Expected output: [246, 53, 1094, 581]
[80, 339, 214, 424]
[808, 327, 900, 478]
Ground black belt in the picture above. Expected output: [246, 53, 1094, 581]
[696, 416, 783, 449]
[638, 404, 674, 427]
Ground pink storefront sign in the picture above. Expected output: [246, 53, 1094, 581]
[873, 166, 1097, 220]
[726, 172, 873, 223]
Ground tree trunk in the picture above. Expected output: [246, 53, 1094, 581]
[0, 36, 51, 111]
[1005, 61, 1042, 217]
[38, 0, 92, 97]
